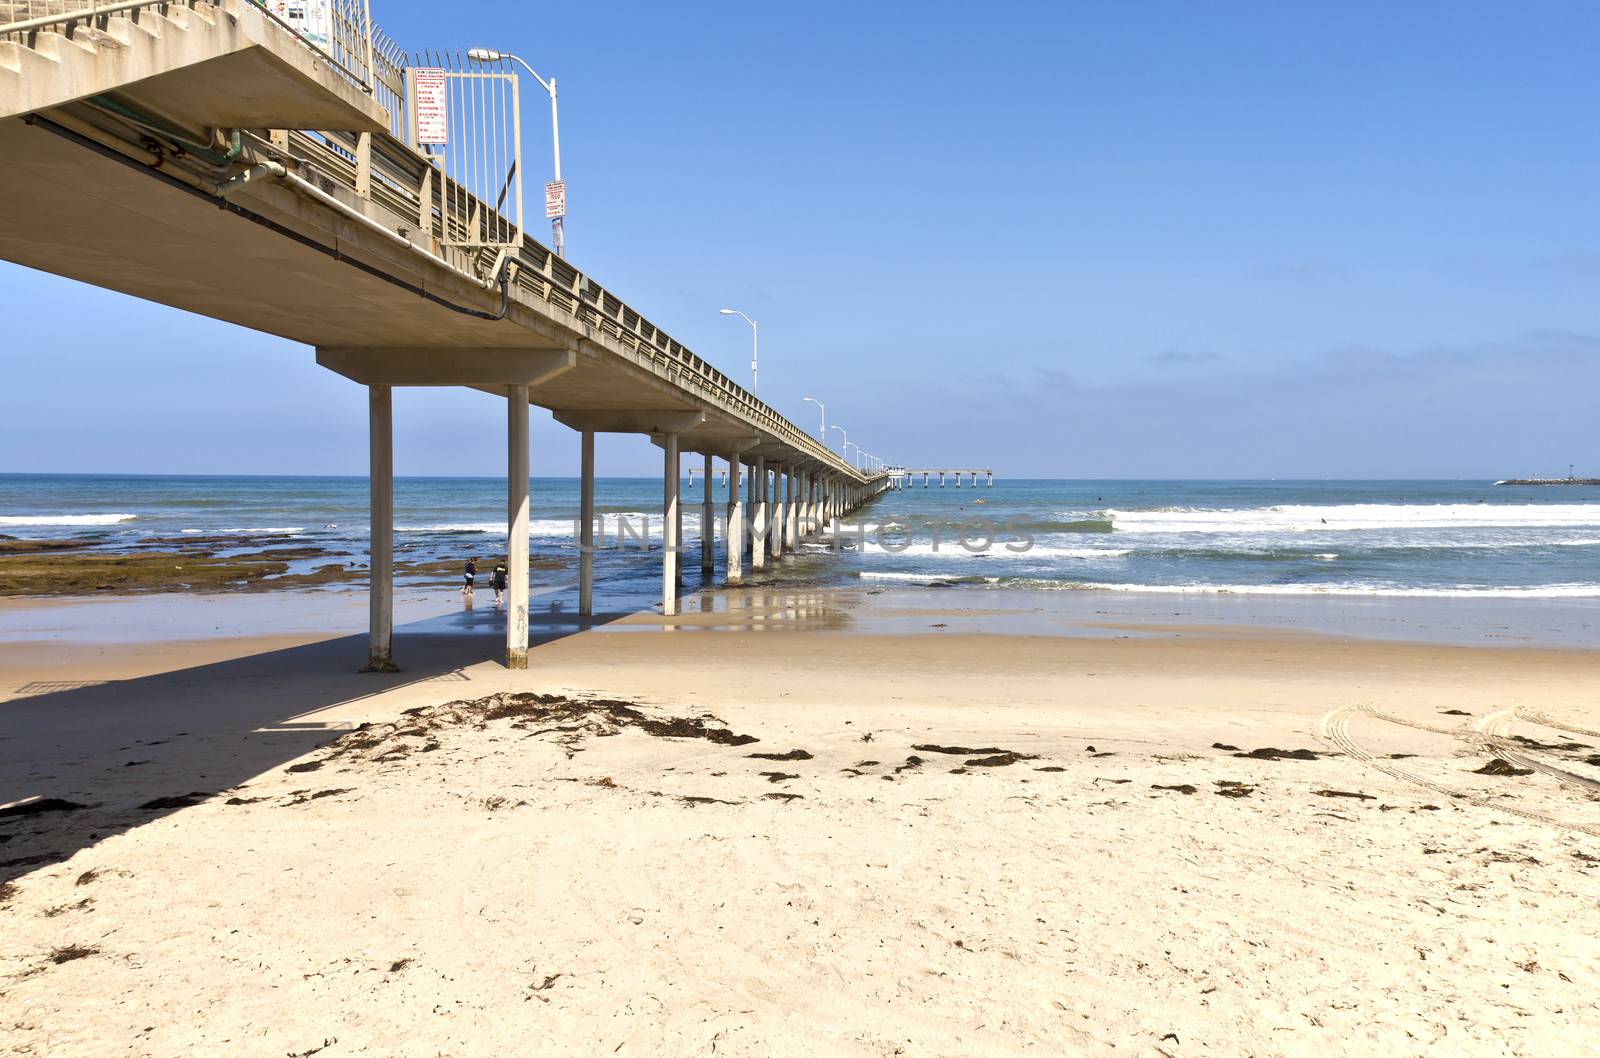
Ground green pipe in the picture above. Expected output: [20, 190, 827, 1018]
[88, 93, 236, 165]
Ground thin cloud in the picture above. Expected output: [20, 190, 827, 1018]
[1145, 350, 1223, 368]
[1245, 261, 1349, 284]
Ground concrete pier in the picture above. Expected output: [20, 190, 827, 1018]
[363, 384, 395, 672]
[506, 385, 530, 669]
[0, 12, 899, 663]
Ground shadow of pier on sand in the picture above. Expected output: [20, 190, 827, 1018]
[0, 603, 631, 889]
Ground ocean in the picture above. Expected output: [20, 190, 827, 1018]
[3, 474, 1600, 601]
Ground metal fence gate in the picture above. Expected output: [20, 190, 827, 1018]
[406, 50, 524, 253]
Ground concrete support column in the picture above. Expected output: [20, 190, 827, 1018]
[786, 469, 799, 550]
[726, 455, 744, 584]
[506, 385, 530, 669]
[363, 384, 396, 672]
[769, 464, 783, 560]
[746, 460, 757, 558]
[752, 457, 768, 571]
[769, 465, 783, 561]
[578, 430, 594, 617]
[662, 432, 681, 615]
[701, 453, 715, 578]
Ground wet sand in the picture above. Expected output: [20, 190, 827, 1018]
[1, 590, 1598, 1055]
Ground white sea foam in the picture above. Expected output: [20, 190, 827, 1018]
[1105, 503, 1600, 534]
[855, 540, 1132, 559]
[397, 514, 703, 538]
[398, 522, 514, 535]
[1027, 581, 1600, 599]
[859, 572, 1600, 598]
[0, 513, 137, 526]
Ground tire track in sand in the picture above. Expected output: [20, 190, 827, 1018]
[1318, 703, 1600, 837]
[1515, 708, 1600, 741]
[1475, 709, 1600, 795]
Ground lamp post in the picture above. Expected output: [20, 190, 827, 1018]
[845, 442, 861, 469]
[829, 424, 847, 456]
[719, 308, 758, 393]
[466, 48, 564, 258]
[802, 396, 825, 439]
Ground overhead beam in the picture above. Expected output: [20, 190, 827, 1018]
[554, 409, 706, 437]
[316, 347, 576, 387]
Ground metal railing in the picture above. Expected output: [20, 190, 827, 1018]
[1, 0, 872, 481]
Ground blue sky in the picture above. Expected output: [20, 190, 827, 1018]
[5, 0, 1598, 478]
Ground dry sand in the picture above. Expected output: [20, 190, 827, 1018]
[1, 596, 1598, 1056]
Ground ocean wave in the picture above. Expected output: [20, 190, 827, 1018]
[961, 579, 1600, 599]
[0, 513, 137, 526]
[1106, 503, 1600, 534]
[858, 571, 1001, 586]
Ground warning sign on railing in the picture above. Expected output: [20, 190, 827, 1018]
[412, 68, 448, 144]
[545, 180, 566, 219]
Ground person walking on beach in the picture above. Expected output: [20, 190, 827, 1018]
[491, 561, 508, 606]
[461, 557, 477, 599]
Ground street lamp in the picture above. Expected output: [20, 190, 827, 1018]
[829, 424, 847, 455]
[802, 396, 825, 439]
[845, 442, 861, 469]
[718, 308, 758, 393]
[467, 47, 564, 258]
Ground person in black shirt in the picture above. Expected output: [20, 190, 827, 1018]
[461, 557, 477, 598]
[492, 562, 508, 605]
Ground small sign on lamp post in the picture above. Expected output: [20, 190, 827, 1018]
[544, 179, 567, 219]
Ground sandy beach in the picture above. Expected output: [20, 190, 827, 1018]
[1, 588, 1597, 1056]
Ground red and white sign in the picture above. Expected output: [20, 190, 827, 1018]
[412, 68, 448, 144]
[544, 180, 567, 219]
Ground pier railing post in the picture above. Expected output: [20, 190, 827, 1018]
[362, 384, 396, 673]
